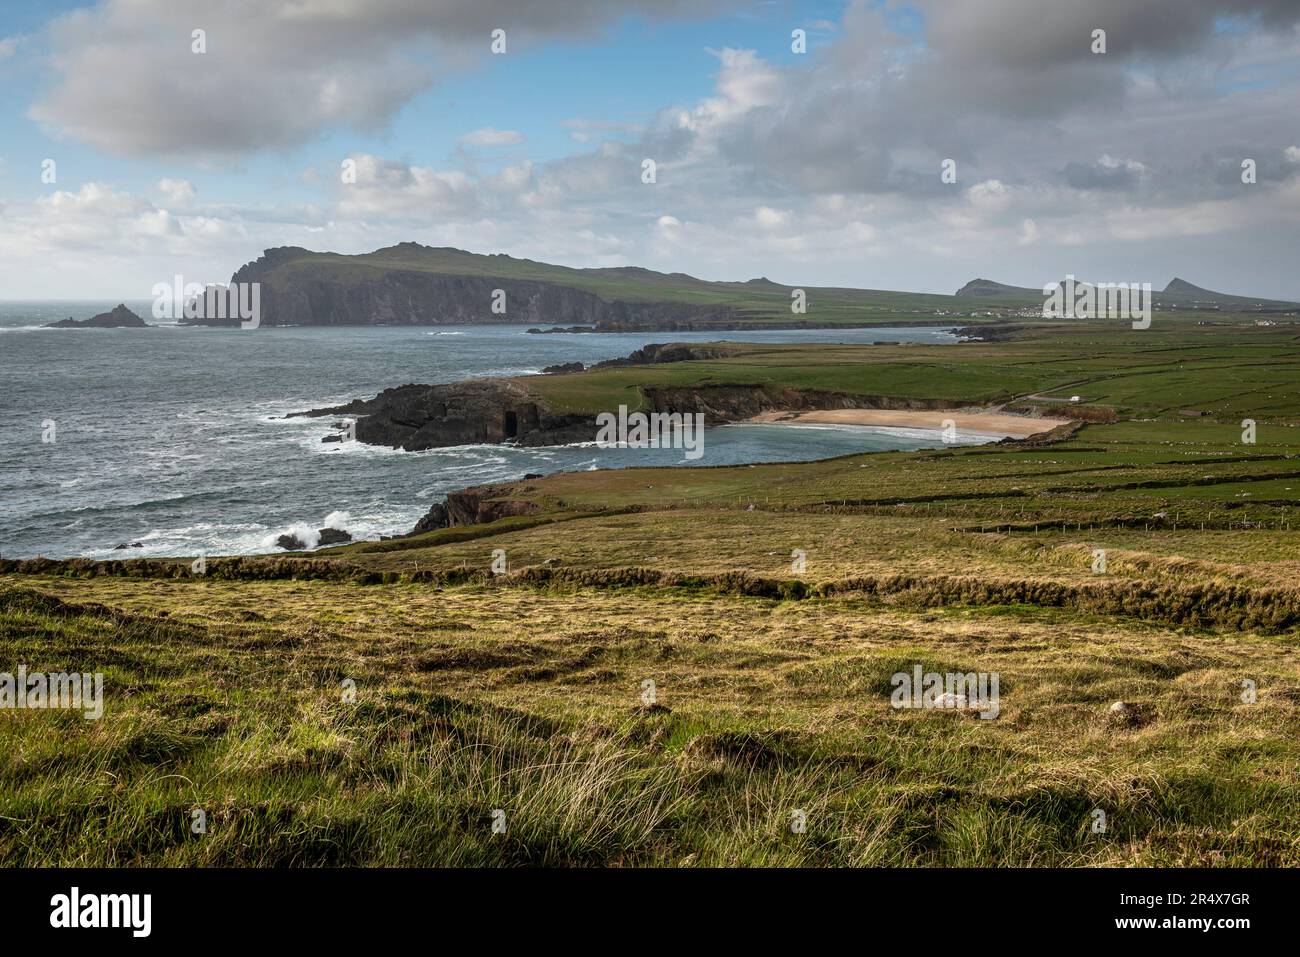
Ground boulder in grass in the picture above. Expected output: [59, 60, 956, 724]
[1107, 700, 1152, 728]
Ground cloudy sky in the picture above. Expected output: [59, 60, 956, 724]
[1, 0, 1299, 299]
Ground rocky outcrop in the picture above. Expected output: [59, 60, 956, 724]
[46, 304, 147, 328]
[410, 486, 539, 535]
[297, 379, 596, 451]
[592, 343, 741, 368]
[950, 323, 1025, 342]
[317, 528, 353, 546]
[276, 526, 354, 550]
[411, 503, 449, 535]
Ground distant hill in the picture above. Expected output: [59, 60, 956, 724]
[184, 243, 978, 330]
[954, 279, 1045, 299]
[956, 276, 1298, 312]
[179, 243, 1298, 330]
[1157, 278, 1298, 310]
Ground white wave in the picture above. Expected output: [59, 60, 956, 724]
[261, 520, 320, 550]
[302, 435, 408, 457]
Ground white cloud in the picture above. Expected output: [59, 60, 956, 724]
[29, 0, 727, 158]
[459, 128, 525, 147]
[157, 178, 197, 204]
[965, 180, 1011, 209]
[336, 154, 482, 218]
[749, 206, 791, 229]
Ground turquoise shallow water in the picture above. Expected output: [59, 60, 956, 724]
[0, 304, 975, 558]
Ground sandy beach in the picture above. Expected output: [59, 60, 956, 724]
[746, 408, 1070, 438]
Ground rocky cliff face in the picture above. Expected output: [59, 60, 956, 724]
[409, 484, 541, 535]
[241, 270, 610, 327]
[183, 246, 745, 328]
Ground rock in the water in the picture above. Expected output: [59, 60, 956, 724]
[113, 541, 145, 550]
[542, 361, 585, 374]
[45, 304, 147, 329]
[276, 533, 307, 551]
[317, 527, 352, 546]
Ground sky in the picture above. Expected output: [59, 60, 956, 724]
[1, 0, 1299, 299]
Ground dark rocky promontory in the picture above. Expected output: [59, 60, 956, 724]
[45, 304, 147, 329]
[296, 379, 597, 452]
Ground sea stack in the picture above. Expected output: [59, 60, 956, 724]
[45, 304, 148, 329]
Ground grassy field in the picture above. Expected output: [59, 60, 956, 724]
[3, 577, 1297, 866]
[522, 322, 1300, 416]
[3, 318, 1300, 866]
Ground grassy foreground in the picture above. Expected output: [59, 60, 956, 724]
[2, 577, 1297, 866]
[3, 318, 1299, 866]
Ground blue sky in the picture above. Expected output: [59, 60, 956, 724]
[0, 2, 842, 208]
[2, 0, 1299, 299]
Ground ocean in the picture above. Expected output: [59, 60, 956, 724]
[0, 302, 975, 559]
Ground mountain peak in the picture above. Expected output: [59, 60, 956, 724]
[955, 278, 1041, 298]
